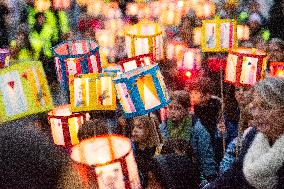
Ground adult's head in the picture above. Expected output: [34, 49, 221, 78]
[168, 90, 190, 122]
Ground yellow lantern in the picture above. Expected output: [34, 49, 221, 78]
[237, 25, 250, 41]
[202, 18, 238, 52]
[125, 21, 164, 61]
[69, 73, 116, 112]
[159, 9, 182, 26]
[195, 1, 216, 19]
[71, 135, 141, 189]
[166, 40, 187, 61]
[193, 27, 202, 46]
[53, 0, 71, 10]
[48, 105, 84, 147]
[269, 62, 284, 78]
[34, 0, 51, 12]
[225, 48, 267, 86]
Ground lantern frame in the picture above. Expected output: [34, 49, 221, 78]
[0, 49, 10, 69]
[201, 18, 238, 52]
[69, 72, 116, 112]
[0, 61, 53, 123]
[269, 62, 284, 78]
[224, 48, 267, 87]
[48, 105, 84, 147]
[53, 40, 101, 91]
[113, 64, 170, 118]
[71, 134, 141, 189]
[125, 21, 164, 61]
[177, 48, 202, 71]
[118, 54, 155, 72]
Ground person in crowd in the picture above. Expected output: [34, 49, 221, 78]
[248, 13, 268, 44]
[0, 3, 9, 48]
[166, 90, 192, 142]
[204, 77, 284, 189]
[268, 0, 284, 40]
[187, 77, 222, 182]
[145, 154, 201, 189]
[77, 118, 109, 141]
[267, 38, 284, 62]
[178, 15, 197, 47]
[131, 115, 162, 188]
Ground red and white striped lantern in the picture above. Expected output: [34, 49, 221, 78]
[118, 54, 155, 72]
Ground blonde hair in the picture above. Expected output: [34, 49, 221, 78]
[254, 77, 284, 109]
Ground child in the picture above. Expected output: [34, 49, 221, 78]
[77, 118, 109, 141]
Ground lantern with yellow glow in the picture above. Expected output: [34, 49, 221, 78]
[104, 19, 124, 34]
[34, 0, 51, 12]
[225, 48, 267, 86]
[269, 62, 284, 78]
[0, 49, 10, 69]
[126, 3, 139, 16]
[48, 105, 84, 147]
[125, 22, 164, 61]
[96, 30, 116, 49]
[52, 40, 101, 91]
[113, 64, 170, 118]
[52, 0, 71, 10]
[237, 25, 250, 41]
[202, 18, 238, 52]
[71, 134, 141, 189]
[166, 40, 187, 61]
[177, 48, 201, 71]
[0, 61, 53, 123]
[193, 27, 202, 46]
[159, 9, 182, 26]
[87, 0, 104, 16]
[69, 73, 116, 112]
[195, 1, 216, 19]
[118, 54, 154, 72]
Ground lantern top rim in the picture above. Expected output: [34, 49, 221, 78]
[270, 62, 284, 66]
[48, 104, 72, 117]
[229, 47, 267, 56]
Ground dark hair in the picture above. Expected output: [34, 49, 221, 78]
[170, 90, 190, 109]
[77, 119, 109, 141]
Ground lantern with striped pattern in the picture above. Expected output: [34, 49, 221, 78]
[118, 54, 154, 72]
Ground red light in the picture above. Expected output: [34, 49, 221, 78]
[185, 71, 192, 78]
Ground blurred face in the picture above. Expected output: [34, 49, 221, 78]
[132, 119, 148, 143]
[168, 101, 187, 122]
[235, 87, 253, 108]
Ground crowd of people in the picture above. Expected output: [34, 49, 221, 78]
[0, 0, 283, 188]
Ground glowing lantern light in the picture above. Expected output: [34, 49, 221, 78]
[77, 0, 91, 6]
[87, 0, 104, 16]
[269, 62, 284, 78]
[166, 40, 187, 61]
[193, 27, 202, 46]
[69, 73, 116, 112]
[177, 48, 201, 71]
[126, 3, 139, 16]
[159, 9, 182, 26]
[103, 2, 122, 19]
[53, 0, 71, 10]
[202, 18, 238, 52]
[113, 64, 170, 118]
[71, 134, 141, 189]
[95, 30, 116, 48]
[34, 0, 51, 12]
[0, 61, 53, 123]
[185, 71, 192, 78]
[237, 25, 250, 41]
[195, 1, 216, 19]
[0, 49, 10, 69]
[118, 54, 155, 72]
[225, 48, 267, 86]
[125, 21, 164, 61]
[52, 40, 101, 91]
[48, 105, 84, 147]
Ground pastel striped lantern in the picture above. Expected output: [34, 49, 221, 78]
[0, 61, 53, 123]
[166, 40, 187, 61]
[237, 25, 250, 41]
[69, 73, 116, 112]
[34, 0, 51, 12]
[71, 135, 141, 189]
[113, 64, 170, 118]
[202, 18, 238, 52]
[48, 105, 84, 147]
[52, 0, 71, 10]
[125, 22, 164, 61]
[53, 40, 101, 91]
[118, 54, 154, 72]
[0, 49, 10, 69]
[225, 48, 267, 86]
[269, 62, 284, 78]
[177, 48, 201, 71]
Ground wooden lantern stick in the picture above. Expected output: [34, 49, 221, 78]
[220, 67, 226, 156]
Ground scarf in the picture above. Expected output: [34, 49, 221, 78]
[243, 133, 284, 189]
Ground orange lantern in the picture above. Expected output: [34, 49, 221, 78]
[48, 105, 85, 147]
[71, 135, 141, 189]
[193, 27, 202, 46]
[225, 48, 267, 86]
[34, 0, 51, 12]
[53, 0, 71, 10]
[269, 62, 284, 78]
[237, 25, 250, 41]
[77, 0, 91, 6]
[166, 40, 187, 61]
[87, 0, 104, 16]
[195, 1, 216, 19]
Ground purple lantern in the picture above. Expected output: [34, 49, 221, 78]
[0, 49, 10, 69]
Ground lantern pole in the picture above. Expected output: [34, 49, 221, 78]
[219, 54, 226, 156]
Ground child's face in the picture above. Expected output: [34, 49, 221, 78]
[168, 101, 187, 122]
[132, 119, 148, 143]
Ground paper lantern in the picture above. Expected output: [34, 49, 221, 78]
[87, 0, 104, 16]
[102, 63, 123, 75]
[159, 9, 182, 26]
[126, 3, 139, 16]
[193, 27, 202, 46]
[118, 54, 155, 72]
[0, 61, 53, 123]
[202, 18, 238, 52]
[48, 105, 84, 147]
[113, 64, 170, 118]
[195, 1, 216, 19]
[177, 48, 201, 71]
[71, 134, 141, 189]
[237, 25, 250, 41]
[52, 40, 101, 91]
[166, 40, 187, 61]
[77, 0, 91, 6]
[103, 2, 122, 19]
[53, 0, 71, 10]
[96, 30, 116, 48]
[125, 21, 164, 61]
[225, 48, 267, 86]
[69, 73, 116, 112]
[0, 49, 10, 69]
[104, 19, 124, 33]
[34, 0, 51, 12]
[207, 57, 227, 72]
[269, 62, 284, 78]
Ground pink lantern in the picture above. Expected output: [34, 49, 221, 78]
[71, 134, 141, 189]
[118, 54, 155, 72]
